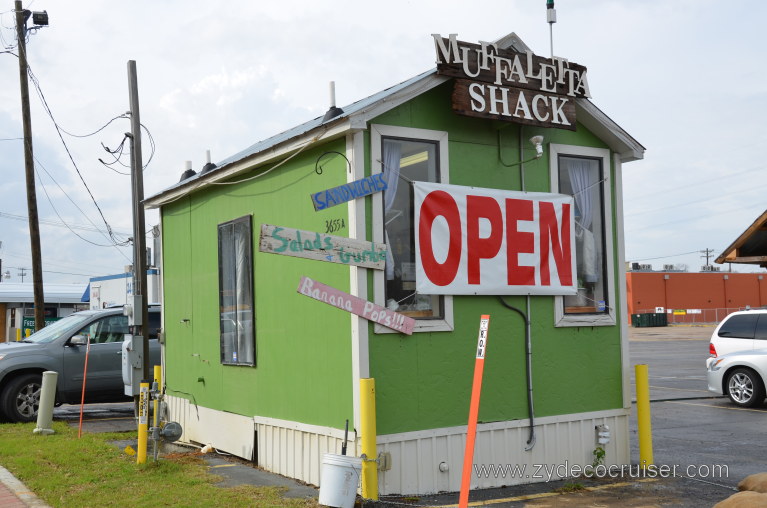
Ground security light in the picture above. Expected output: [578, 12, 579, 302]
[32, 10, 48, 26]
[529, 135, 544, 157]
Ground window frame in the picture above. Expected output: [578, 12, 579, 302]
[549, 143, 616, 327]
[371, 124, 453, 334]
[217, 215, 256, 366]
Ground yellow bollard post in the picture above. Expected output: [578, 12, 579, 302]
[153, 365, 162, 428]
[635, 364, 654, 468]
[152, 365, 162, 461]
[137, 381, 149, 464]
[25, 328, 31, 337]
[360, 378, 378, 500]
[16, 328, 21, 342]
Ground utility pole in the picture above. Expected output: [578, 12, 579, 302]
[127, 60, 150, 382]
[700, 248, 715, 268]
[15, 0, 46, 331]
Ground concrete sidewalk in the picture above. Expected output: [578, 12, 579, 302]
[0, 465, 49, 508]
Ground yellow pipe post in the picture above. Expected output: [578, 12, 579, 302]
[360, 378, 378, 500]
[137, 381, 149, 464]
[16, 328, 21, 342]
[635, 364, 653, 468]
[153, 365, 162, 429]
[25, 328, 31, 337]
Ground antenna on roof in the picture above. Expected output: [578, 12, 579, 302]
[546, 0, 556, 58]
[322, 81, 344, 123]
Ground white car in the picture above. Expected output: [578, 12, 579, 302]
[707, 349, 767, 407]
[709, 309, 767, 357]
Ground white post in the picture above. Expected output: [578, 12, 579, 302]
[33, 371, 58, 435]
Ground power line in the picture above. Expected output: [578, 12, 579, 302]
[57, 113, 129, 138]
[32, 155, 132, 245]
[628, 250, 701, 262]
[0, 210, 131, 236]
[625, 198, 765, 234]
[26, 64, 123, 247]
[4, 265, 98, 278]
[34, 165, 132, 251]
[626, 179, 767, 218]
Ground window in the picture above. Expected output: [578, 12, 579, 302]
[218, 216, 255, 365]
[719, 314, 758, 340]
[371, 125, 453, 333]
[550, 144, 615, 327]
[757, 315, 767, 341]
[76, 315, 129, 344]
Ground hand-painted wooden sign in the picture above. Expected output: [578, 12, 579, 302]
[297, 276, 415, 335]
[433, 34, 588, 131]
[260, 224, 387, 270]
[310, 173, 387, 211]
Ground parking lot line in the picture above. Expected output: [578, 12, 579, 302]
[664, 400, 767, 413]
[649, 385, 711, 394]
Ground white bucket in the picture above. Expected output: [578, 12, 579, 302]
[318, 453, 362, 508]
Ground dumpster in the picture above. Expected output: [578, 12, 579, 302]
[632, 313, 667, 327]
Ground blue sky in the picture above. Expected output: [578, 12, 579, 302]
[0, 0, 765, 284]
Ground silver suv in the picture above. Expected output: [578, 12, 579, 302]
[0, 306, 160, 423]
[709, 309, 767, 357]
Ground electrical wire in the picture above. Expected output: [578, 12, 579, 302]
[34, 161, 133, 256]
[26, 64, 123, 247]
[32, 154, 131, 243]
[208, 128, 326, 186]
[56, 113, 129, 138]
[629, 250, 701, 262]
[0, 210, 131, 236]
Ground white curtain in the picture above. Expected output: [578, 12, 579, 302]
[567, 159, 594, 230]
[234, 221, 254, 364]
[567, 159, 599, 284]
[383, 141, 402, 280]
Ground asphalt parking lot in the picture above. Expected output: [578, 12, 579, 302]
[628, 325, 766, 495]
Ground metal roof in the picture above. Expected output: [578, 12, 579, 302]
[145, 32, 645, 208]
[0, 283, 88, 304]
[151, 68, 435, 200]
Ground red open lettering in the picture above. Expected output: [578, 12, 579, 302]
[505, 198, 535, 286]
[466, 195, 503, 284]
[419, 190, 462, 286]
[539, 201, 572, 286]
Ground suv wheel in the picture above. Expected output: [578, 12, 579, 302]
[726, 368, 766, 408]
[1, 373, 43, 423]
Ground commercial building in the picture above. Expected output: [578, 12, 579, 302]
[146, 32, 643, 495]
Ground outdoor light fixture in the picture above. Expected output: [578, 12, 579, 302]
[32, 10, 48, 26]
[530, 135, 544, 158]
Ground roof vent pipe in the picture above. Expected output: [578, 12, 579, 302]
[321, 81, 344, 123]
[179, 160, 196, 182]
[200, 149, 217, 174]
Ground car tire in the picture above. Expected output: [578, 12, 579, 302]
[726, 368, 766, 408]
[1, 373, 43, 423]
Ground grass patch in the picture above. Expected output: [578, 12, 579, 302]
[554, 482, 586, 494]
[0, 422, 319, 507]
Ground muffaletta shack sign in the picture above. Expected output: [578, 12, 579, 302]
[433, 34, 590, 131]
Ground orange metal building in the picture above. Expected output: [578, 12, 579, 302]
[626, 271, 767, 324]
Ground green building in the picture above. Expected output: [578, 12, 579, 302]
[145, 32, 643, 495]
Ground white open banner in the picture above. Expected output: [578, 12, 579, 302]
[414, 182, 577, 296]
